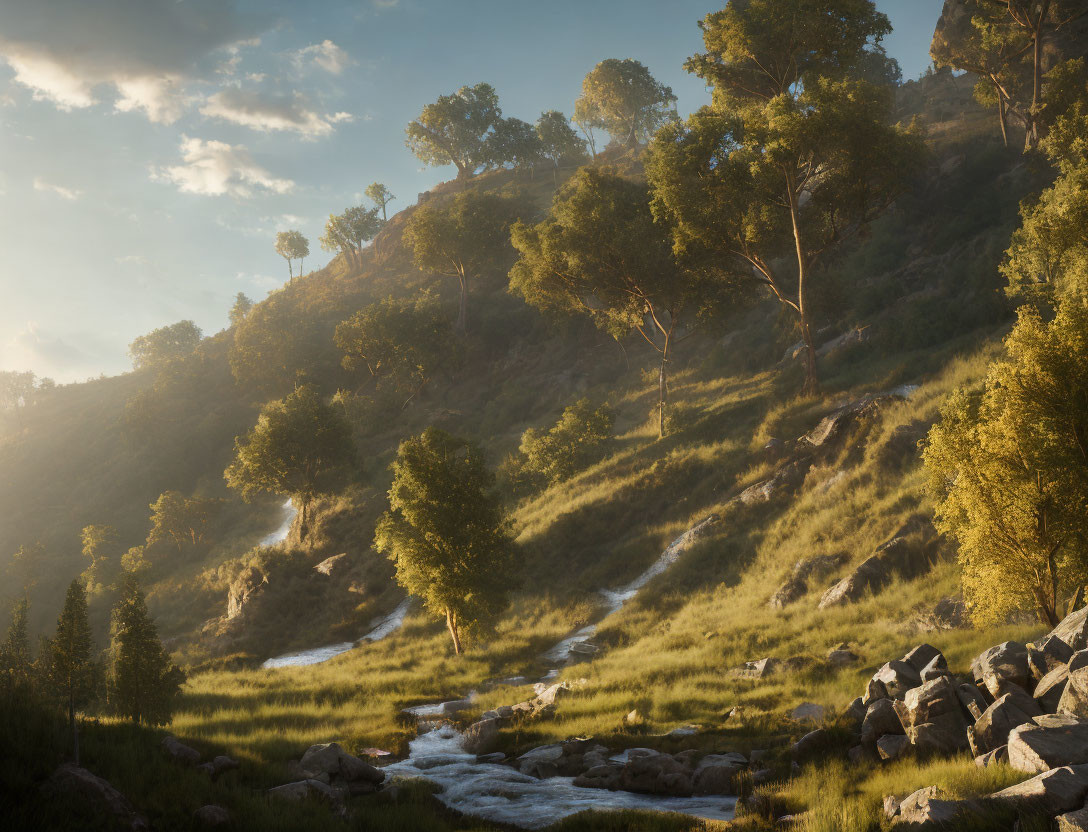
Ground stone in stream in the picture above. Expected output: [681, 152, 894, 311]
[619, 750, 693, 797]
[516, 744, 564, 779]
[461, 718, 500, 755]
[692, 754, 745, 796]
[1007, 714, 1088, 773]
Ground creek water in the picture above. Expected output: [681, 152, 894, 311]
[259, 498, 297, 546]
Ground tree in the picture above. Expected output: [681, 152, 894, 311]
[80, 524, 117, 588]
[403, 190, 524, 333]
[229, 292, 254, 328]
[0, 595, 31, 686]
[375, 428, 515, 654]
[146, 491, 217, 554]
[519, 399, 615, 484]
[572, 98, 602, 160]
[510, 167, 724, 437]
[649, 0, 923, 394]
[365, 182, 396, 222]
[225, 385, 354, 542]
[109, 573, 184, 725]
[575, 59, 677, 149]
[320, 205, 383, 269]
[488, 117, 544, 176]
[334, 291, 461, 404]
[274, 230, 310, 281]
[536, 110, 588, 184]
[924, 298, 1088, 627]
[405, 83, 504, 179]
[129, 321, 202, 371]
[46, 580, 97, 764]
[0, 370, 36, 428]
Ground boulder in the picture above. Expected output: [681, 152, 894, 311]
[268, 779, 337, 802]
[791, 728, 830, 761]
[227, 565, 266, 619]
[893, 786, 975, 828]
[972, 642, 1031, 698]
[461, 718, 500, 755]
[864, 678, 889, 706]
[955, 683, 989, 721]
[1071, 650, 1088, 673]
[692, 754, 745, 795]
[1060, 664, 1088, 717]
[769, 554, 847, 609]
[337, 753, 384, 786]
[873, 661, 923, 699]
[193, 805, 230, 827]
[828, 648, 860, 668]
[42, 764, 148, 831]
[975, 746, 1009, 767]
[914, 597, 968, 633]
[989, 764, 1088, 815]
[619, 750, 694, 797]
[730, 657, 782, 679]
[162, 736, 201, 766]
[894, 676, 969, 755]
[849, 744, 881, 765]
[196, 755, 239, 779]
[1051, 606, 1088, 652]
[535, 682, 576, 707]
[1029, 635, 1074, 680]
[313, 553, 351, 578]
[844, 696, 867, 726]
[970, 690, 1042, 755]
[791, 703, 825, 722]
[572, 763, 623, 791]
[517, 744, 564, 779]
[877, 734, 910, 761]
[1058, 807, 1088, 831]
[919, 655, 951, 683]
[1008, 714, 1088, 773]
[299, 742, 344, 776]
[862, 698, 904, 746]
[1036, 664, 1071, 712]
[903, 645, 946, 676]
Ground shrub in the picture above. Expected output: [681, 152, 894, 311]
[519, 399, 615, 484]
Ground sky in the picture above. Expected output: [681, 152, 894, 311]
[0, 0, 945, 383]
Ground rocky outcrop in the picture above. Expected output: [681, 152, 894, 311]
[1008, 715, 1088, 773]
[226, 565, 267, 620]
[313, 553, 352, 578]
[42, 764, 148, 831]
[769, 553, 847, 609]
[277, 742, 385, 798]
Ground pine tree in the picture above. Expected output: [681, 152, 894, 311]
[46, 580, 97, 764]
[110, 573, 184, 725]
[0, 595, 31, 685]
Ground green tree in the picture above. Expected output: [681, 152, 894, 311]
[536, 110, 587, 184]
[572, 98, 601, 160]
[109, 573, 184, 725]
[924, 299, 1088, 627]
[320, 205, 383, 269]
[80, 524, 117, 588]
[128, 321, 202, 372]
[510, 167, 723, 437]
[146, 491, 217, 554]
[46, 580, 97, 764]
[229, 292, 254, 328]
[405, 83, 504, 179]
[519, 399, 615, 484]
[375, 428, 515, 655]
[489, 117, 544, 176]
[334, 291, 460, 403]
[0, 595, 32, 686]
[403, 190, 524, 333]
[575, 59, 676, 149]
[274, 230, 310, 281]
[365, 182, 397, 222]
[225, 385, 354, 542]
[649, 0, 923, 394]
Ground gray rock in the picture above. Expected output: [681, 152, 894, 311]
[769, 554, 847, 609]
[1060, 665, 1088, 717]
[828, 648, 860, 668]
[162, 736, 201, 766]
[619, 751, 694, 796]
[300, 742, 344, 776]
[1057, 807, 1088, 831]
[313, 553, 350, 578]
[989, 764, 1088, 815]
[974, 746, 1009, 767]
[42, 764, 148, 831]
[1008, 714, 1088, 773]
[873, 660, 923, 699]
[692, 755, 744, 796]
[862, 698, 904, 746]
[227, 565, 266, 620]
[919, 655, 951, 683]
[1029, 635, 1074, 680]
[1071, 650, 1088, 673]
[844, 696, 867, 726]
[849, 744, 881, 765]
[517, 744, 564, 779]
[955, 683, 989, 721]
[894, 786, 975, 828]
[791, 703, 825, 722]
[476, 752, 506, 764]
[461, 718, 501, 755]
[877, 734, 910, 761]
[338, 753, 384, 785]
[970, 690, 1042, 755]
[883, 793, 901, 819]
[572, 763, 623, 790]
[1051, 606, 1088, 652]
[863, 677, 889, 706]
[973, 642, 1031, 699]
[914, 597, 968, 632]
[193, 805, 230, 827]
[903, 645, 945, 675]
[894, 676, 969, 755]
[730, 657, 781, 679]
[791, 729, 829, 761]
[1036, 664, 1071, 712]
[268, 779, 336, 802]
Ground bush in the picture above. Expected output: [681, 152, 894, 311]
[656, 402, 701, 437]
[519, 399, 615, 484]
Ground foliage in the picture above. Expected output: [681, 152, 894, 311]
[403, 189, 525, 333]
[575, 59, 677, 148]
[80, 524, 117, 589]
[924, 300, 1088, 626]
[225, 385, 354, 541]
[319, 206, 382, 269]
[108, 573, 184, 725]
[229, 292, 254, 328]
[44, 579, 98, 749]
[334, 291, 461, 395]
[519, 399, 615, 484]
[274, 230, 310, 280]
[375, 428, 516, 654]
[0, 596, 32, 685]
[489, 116, 545, 174]
[128, 321, 203, 371]
[146, 491, 217, 554]
[365, 182, 397, 221]
[536, 110, 587, 174]
[405, 82, 504, 178]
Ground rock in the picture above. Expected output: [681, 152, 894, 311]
[791, 703, 825, 722]
[894, 786, 975, 828]
[1036, 664, 1071, 712]
[227, 565, 266, 619]
[989, 764, 1088, 815]
[196, 756, 239, 779]
[573, 763, 623, 790]
[828, 648, 860, 668]
[461, 718, 500, 755]
[162, 736, 201, 766]
[337, 753, 384, 786]
[873, 661, 923, 699]
[903, 645, 946, 675]
[849, 744, 880, 764]
[268, 779, 337, 802]
[791, 729, 829, 761]
[667, 724, 699, 739]
[877, 734, 910, 761]
[1060, 664, 1088, 717]
[970, 690, 1042, 755]
[752, 768, 775, 785]
[730, 657, 781, 679]
[193, 805, 230, 826]
[300, 742, 344, 776]
[1051, 607, 1088, 652]
[973, 642, 1031, 699]
[477, 752, 505, 764]
[1058, 807, 1088, 831]
[535, 683, 576, 707]
[862, 699, 904, 746]
[864, 678, 889, 706]
[737, 459, 811, 507]
[769, 554, 847, 609]
[313, 553, 350, 577]
[1071, 650, 1088, 673]
[441, 698, 474, 715]
[820, 520, 940, 610]
[620, 750, 693, 797]
[517, 744, 564, 779]
[883, 793, 901, 819]
[1029, 635, 1074, 680]
[894, 676, 969, 755]
[42, 764, 148, 831]
[622, 709, 647, 729]
[914, 597, 968, 632]
[975, 746, 1009, 767]
[1008, 714, 1088, 773]
[919, 656, 950, 683]
[693, 754, 745, 795]
[844, 696, 867, 727]
[955, 683, 989, 721]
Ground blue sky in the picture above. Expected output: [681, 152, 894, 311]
[0, 0, 944, 382]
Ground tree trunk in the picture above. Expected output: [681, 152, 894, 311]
[657, 336, 670, 439]
[786, 178, 819, 395]
[456, 269, 468, 335]
[69, 694, 79, 766]
[1030, 23, 1042, 149]
[997, 95, 1009, 148]
[288, 259, 294, 283]
[445, 608, 462, 655]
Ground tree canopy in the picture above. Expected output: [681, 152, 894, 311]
[375, 428, 515, 655]
[405, 83, 504, 178]
[45, 579, 97, 764]
[575, 59, 677, 149]
[146, 491, 217, 554]
[128, 321, 203, 372]
[228, 292, 254, 328]
[275, 230, 310, 281]
[488, 117, 544, 175]
[320, 206, 383, 269]
[536, 110, 587, 181]
[519, 399, 615, 484]
[365, 182, 396, 222]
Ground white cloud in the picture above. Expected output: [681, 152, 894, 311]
[292, 40, 353, 75]
[152, 136, 294, 198]
[116, 254, 149, 265]
[33, 177, 81, 200]
[0, 0, 265, 123]
[201, 88, 351, 139]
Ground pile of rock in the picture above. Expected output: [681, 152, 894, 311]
[270, 742, 385, 803]
[462, 681, 584, 754]
[844, 605, 1088, 828]
[161, 736, 239, 780]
